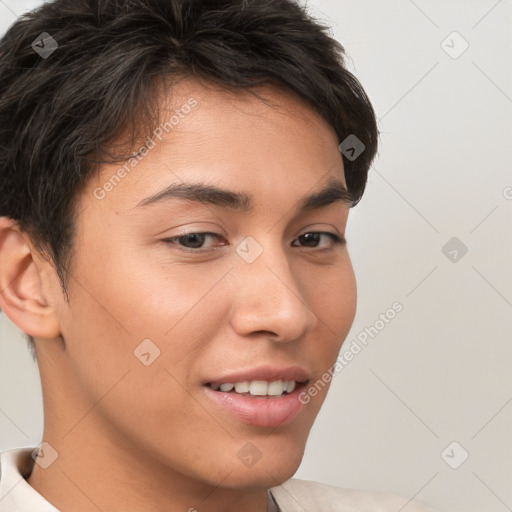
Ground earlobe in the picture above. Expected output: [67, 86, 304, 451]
[0, 217, 61, 339]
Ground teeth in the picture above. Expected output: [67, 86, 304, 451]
[211, 380, 297, 396]
[268, 380, 284, 396]
[234, 381, 250, 393]
[286, 380, 296, 393]
[249, 380, 268, 396]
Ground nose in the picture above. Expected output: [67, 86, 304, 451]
[229, 241, 318, 343]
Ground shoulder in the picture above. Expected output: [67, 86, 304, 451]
[270, 478, 435, 512]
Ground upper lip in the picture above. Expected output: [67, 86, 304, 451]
[204, 365, 310, 387]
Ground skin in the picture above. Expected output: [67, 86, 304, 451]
[0, 78, 357, 512]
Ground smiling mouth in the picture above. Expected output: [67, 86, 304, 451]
[205, 379, 309, 397]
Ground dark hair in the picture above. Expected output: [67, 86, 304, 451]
[0, 0, 379, 357]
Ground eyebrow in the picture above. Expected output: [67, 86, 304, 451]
[135, 176, 354, 212]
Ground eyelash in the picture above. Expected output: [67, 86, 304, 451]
[161, 231, 345, 254]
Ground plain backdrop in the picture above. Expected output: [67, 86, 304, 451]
[1, 1, 511, 512]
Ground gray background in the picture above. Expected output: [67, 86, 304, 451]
[1, 1, 511, 511]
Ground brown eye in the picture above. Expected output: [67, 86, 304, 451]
[162, 232, 224, 252]
[293, 232, 344, 249]
[162, 231, 344, 254]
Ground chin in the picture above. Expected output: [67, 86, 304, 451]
[208, 439, 306, 490]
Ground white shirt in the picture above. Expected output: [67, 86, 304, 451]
[0, 447, 435, 512]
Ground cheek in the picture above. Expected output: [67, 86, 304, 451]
[57, 248, 231, 458]
[60, 240, 232, 395]
[304, 254, 357, 341]
[297, 255, 356, 405]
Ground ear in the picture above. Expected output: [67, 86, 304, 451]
[0, 217, 61, 339]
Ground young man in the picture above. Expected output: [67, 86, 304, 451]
[0, 0, 434, 511]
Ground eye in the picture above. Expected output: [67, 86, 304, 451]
[162, 232, 225, 252]
[162, 231, 345, 253]
[292, 232, 345, 249]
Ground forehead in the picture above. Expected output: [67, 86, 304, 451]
[156, 77, 339, 150]
[81, 77, 345, 214]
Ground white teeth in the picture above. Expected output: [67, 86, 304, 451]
[211, 379, 298, 396]
[249, 380, 268, 396]
[268, 380, 284, 396]
[234, 381, 250, 393]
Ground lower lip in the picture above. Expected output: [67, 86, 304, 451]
[202, 385, 306, 428]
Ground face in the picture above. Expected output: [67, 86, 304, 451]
[36, 78, 357, 490]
